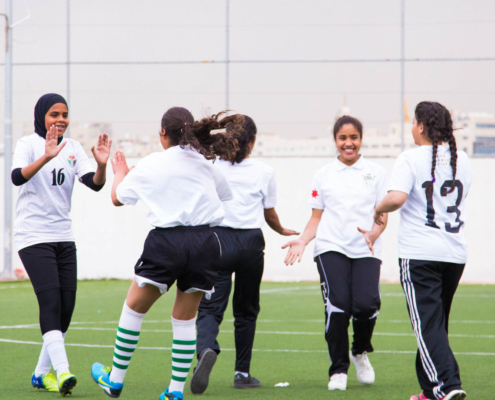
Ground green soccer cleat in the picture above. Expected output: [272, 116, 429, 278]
[31, 372, 59, 392]
[58, 372, 77, 396]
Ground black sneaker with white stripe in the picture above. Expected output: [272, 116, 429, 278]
[233, 373, 260, 389]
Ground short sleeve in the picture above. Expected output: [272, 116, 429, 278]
[11, 138, 32, 170]
[308, 172, 325, 210]
[116, 167, 143, 206]
[74, 142, 94, 178]
[375, 168, 389, 205]
[388, 153, 414, 194]
[211, 166, 233, 202]
[262, 169, 277, 209]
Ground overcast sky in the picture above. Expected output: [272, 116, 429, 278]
[1, 0, 495, 140]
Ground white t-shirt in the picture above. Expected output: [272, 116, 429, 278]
[116, 146, 233, 228]
[389, 145, 472, 263]
[12, 133, 94, 250]
[309, 156, 388, 259]
[215, 158, 277, 229]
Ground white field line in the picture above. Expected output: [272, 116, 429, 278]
[1, 337, 495, 357]
[0, 284, 32, 290]
[1, 324, 494, 339]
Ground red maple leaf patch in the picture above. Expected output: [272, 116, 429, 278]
[311, 190, 319, 198]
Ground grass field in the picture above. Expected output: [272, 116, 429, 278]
[1, 280, 494, 400]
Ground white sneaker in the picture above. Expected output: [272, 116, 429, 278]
[327, 373, 347, 391]
[350, 351, 375, 385]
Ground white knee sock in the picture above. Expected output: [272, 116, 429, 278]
[109, 302, 146, 384]
[43, 330, 69, 379]
[169, 317, 197, 394]
[35, 332, 66, 377]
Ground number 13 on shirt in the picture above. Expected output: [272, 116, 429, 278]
[421, 179, 464, 233]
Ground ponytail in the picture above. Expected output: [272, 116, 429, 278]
[180, 112, 242, 162]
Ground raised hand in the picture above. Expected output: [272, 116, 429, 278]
[91, 133, 112, 166]
[357, 227, 376, 256]
[44, 125, 67, 160]
[111, 150, 131, 176]
[282, 239, 306, 266]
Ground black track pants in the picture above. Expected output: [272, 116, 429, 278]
[196, 227, 265, 373]
[316, 251, 381, 377]
[399, 258, 465, 399]
[18, 242, 77, 335]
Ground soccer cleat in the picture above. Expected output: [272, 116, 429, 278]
[233, 373, 260, 389]
[31, 372, 59, 392]
[58, 372, 77, 396]
[328, 373, 347, 391]
[159, 387, 184, 400]
[350, 351, 375, 385]
[443, 390, 467, 400]
[410, 390, 466, 400]
[91, 362, 123, 398]
[410, 394, 431, 400]
[190, 348, 217, 394]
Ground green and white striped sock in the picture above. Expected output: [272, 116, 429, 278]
[109, 303, 145, 384]
[169, 317, 197, 393]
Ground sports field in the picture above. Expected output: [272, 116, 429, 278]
[1, 280, 494, 399]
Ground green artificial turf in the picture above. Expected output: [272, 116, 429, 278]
[0, 280, 494, 399]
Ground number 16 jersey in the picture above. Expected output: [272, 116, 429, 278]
[12, 133, 94, 251]
[389, 145, 472, 263]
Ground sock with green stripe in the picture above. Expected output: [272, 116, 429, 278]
[169, 316, 197, 394]
[109, 302, 145, 384]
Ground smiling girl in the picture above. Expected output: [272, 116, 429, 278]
[11, 93, 111, 396]
[283, 115, 388, 391]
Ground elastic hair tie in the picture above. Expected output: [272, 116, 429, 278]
[432, 178, 436, 183]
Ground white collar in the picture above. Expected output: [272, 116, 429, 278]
[335, 155, 365, 171]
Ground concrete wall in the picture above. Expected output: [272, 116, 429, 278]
[1, 156, 494, 284]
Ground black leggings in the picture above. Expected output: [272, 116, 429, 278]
[18, 242, 77, 335]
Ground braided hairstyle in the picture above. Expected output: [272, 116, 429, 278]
[227, 115, 257, 164]
[414, 101, 457, 196]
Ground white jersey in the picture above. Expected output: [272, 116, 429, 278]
[215, 158, 277, 229]
[116, 146, 233, 228]
[12, 133, 94, 250]
[389, 145, 472, 263]
[309, 156, 388, 259]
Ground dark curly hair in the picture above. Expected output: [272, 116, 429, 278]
[415, 101, 457, 197]
[161, 107, 241, 162]
[227, 115, 257, 164]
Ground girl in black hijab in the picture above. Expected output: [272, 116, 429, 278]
[11, 93, 112, 396]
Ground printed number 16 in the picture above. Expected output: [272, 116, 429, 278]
[421, 180, 464, 233]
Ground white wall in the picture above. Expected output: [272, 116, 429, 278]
[1, 156, 494, 284]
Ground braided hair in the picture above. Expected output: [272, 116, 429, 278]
[414, 101, 457, 196]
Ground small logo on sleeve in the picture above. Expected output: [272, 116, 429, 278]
[311, 190, 319, 198]
[68, 155, 77, 167]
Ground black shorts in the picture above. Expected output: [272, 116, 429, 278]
[134, 225, 221, 295]
[18, 242, 77, 294]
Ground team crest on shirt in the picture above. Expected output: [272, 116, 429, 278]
[363, 173, 376, 187]
[68, 155, 77, 167]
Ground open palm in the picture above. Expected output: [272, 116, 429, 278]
[91, 133, 112, 165]
[45, 125, 66, 159]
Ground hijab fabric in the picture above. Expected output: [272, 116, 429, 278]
[34, 93, 68, 141]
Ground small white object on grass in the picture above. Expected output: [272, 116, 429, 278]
[274, 382, 290, 387]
